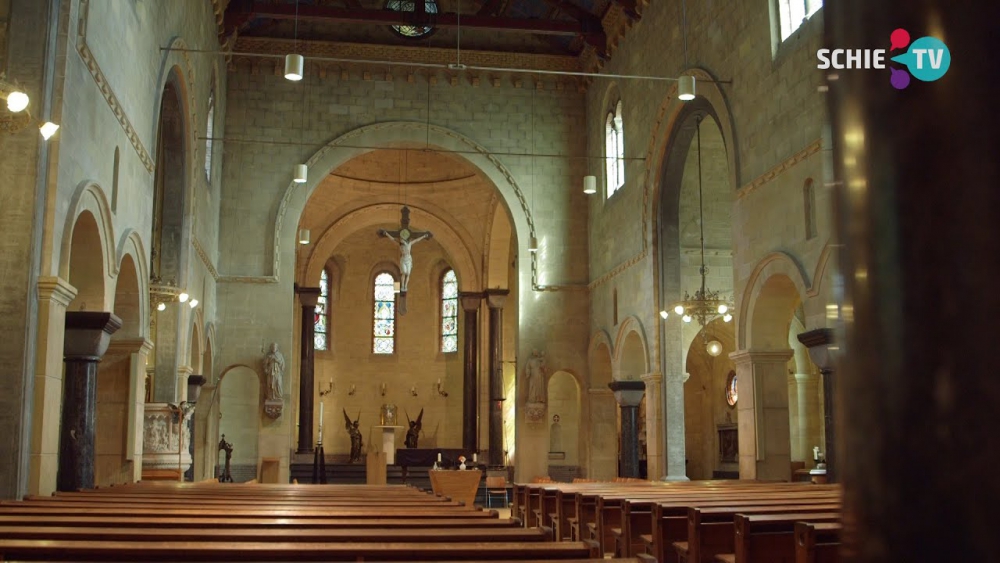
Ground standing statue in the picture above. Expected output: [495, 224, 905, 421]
[525, 350, 548, 404]
[218, 434, 234, 483]
[343, 409, 363, 463]
[377, 206, 433, 294]
[263, 343, 284, 401]
[404, 408, 424, 448]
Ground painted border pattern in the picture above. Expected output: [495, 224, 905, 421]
[737, 139, 822, 198]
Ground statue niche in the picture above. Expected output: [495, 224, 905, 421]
[524, 350, 548, 423]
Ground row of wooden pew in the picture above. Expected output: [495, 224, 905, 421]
[513, 479, 842, 563]
[0, 481, 639, 561]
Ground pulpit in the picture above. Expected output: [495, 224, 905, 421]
[373, 425, 403, 464]
[429, 469, 482, 509]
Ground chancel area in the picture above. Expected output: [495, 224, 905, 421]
[0, 0, 996, 561]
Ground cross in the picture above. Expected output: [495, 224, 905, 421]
[377, 206, 433, 315]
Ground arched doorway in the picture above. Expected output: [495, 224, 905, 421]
[546, 370, 581, 480]
[588, 338, 616, 480]
[218, 366, 261, 483]
[683, 318, 737, 480]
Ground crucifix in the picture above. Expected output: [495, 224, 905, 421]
[378, 206, 432, 315]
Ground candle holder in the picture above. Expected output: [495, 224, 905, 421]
[410, 385, 418, 397]
[435, 379, 449, 397]
[347, 384, 356, 396]
[319, 379, 333, 397]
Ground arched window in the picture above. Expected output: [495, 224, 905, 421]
[204, 89, 215, 180]
[440, 269, 458, 353]
[315, 269, 329, 351]
[605, 100, 625, 197]
[373, 272, 397, 354]
[776, 0, 823, 41]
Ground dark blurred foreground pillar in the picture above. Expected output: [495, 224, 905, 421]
[827, 2, 1000, 560]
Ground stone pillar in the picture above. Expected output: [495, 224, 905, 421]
[126, 340, 153, 483]
[639, 373, 663, 480]
[794, 372, 821, 464]
[729, 350, 794, 481]
[29, 277, 78, 495]
[797, 329, 836, 482]
[609, 380, 645, 478]
[459, 293, 482, 454]
[175, 365, 193, 404]
[59, 312, 122, 492]
[485, 290, 508, 466]
[662, 372, 688, 480]
[295, 286, 321, 454]
[100, 338, 152, 486]
[184, 375, 206, 482]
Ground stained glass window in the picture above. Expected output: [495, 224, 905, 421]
[384, 0, 439, 39]
[726, 370, 738, 406]
[373, 272, 396, 354]
[315, 269, 329, 351]
[441, 269, 458, 353]
[605, 100, 624, 198]
[204, 89, 214, 180]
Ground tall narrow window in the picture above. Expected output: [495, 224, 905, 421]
[776, 0, 823, 41]
[373, 272, 396, 354]
[440, 269, 458, 353]
[315, 269, 329, 350]
[605, 100, 625, 198]
[204, 89, 215, 180]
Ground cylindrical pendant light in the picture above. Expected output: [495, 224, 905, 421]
[293, 164, 308, 183]
[678, 75, 696, 101]
[529, 236, 538, 253]
[583, 175, 597, 195]
[298, 229, 311, 245]
[285, 54, 304, 81]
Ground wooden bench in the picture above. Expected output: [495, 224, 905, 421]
[795, 521, 841, 563]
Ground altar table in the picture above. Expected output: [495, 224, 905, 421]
[429, 469, 483, 509]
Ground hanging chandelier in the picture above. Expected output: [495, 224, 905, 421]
[661, 116, 733, 327]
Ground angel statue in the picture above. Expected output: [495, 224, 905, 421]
[343, 409, 363, 463]
[404, 408, 424, 448]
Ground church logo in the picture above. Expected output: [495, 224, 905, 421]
[816, 28, 951, 90]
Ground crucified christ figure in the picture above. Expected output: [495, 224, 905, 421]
[378, 206, 432, 295]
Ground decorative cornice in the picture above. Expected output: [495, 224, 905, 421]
[587, 249, 648, 290]
[218, 275, 278, 284]
[737, 139, 823, 199]
[192, 237, 219, 280]
[76, 0, 154, 173]
[232, 36, 581, 74]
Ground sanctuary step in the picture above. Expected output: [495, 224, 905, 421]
[290, 462, 433, 489]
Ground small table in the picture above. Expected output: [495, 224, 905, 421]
[429, 469, 483, 509]
[373, 425, 403, 464]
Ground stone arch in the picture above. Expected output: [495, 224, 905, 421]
[588, 330, 614, 388]
[216, 364, 262, 482]
[67, 210, 110, 312]
[190, 316, 204, 375]
[60, 181, 116, 289]
[204, 323, 217, 383]
[274, 123, 534, 285]
[302, 203, 479, 292]
[112, 253, 142, 339]
[738, 252, 811, 349]
[614, 316, 649, 380]
[115, 229, 150, 339]
[547, 370, 583, 466]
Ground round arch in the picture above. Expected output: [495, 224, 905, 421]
[301, 203, 480, 292]
[739, 252, 811, 349]
[67, 210, 109, 312]
[59, 181, 116, 288]
[112, 253, 143, 339]
[115, 229, 150, 339]
[613, 316, 649, 380]
[274, 122, 535, 283]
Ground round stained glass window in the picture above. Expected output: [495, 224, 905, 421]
[384, 0, 439, 39]
[726, 370, 738, 406]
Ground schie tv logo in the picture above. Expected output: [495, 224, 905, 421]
[817, 29, 951, 89]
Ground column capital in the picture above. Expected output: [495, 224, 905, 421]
[459, 292, 483, 312]
[64, 312, 122, 360]
[608, 379, 646, 406]
[105, 338, 154, 357]
[484, 289, 509, 309]
[797, 328, 837, 371]
[728, 349, 794, 365]
[295, 284, 322, 307]
[640, 372, 663, 385]
[37, 276, 77, 307]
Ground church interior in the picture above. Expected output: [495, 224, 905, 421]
[0, 0, 996, 560]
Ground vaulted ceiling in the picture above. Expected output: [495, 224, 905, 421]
[223, 0, 642, 59]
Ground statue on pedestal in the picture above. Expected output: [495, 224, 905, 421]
[524, 350, 548, 423]
[405, 408, 423, 448]
[344, 409, 363, 463]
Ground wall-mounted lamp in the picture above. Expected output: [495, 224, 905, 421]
[189, 299, 199, 309]
[410, 385, 418, 397]
[347, 384, 356, 396]
[178, 292, 189, 303]
[435, 378, 448, 397]
[298, 229, 311, 245]
[319, 379, 333, 397]
[529, 236, 538, 253]
[380, 382, 387, 397]
[157, 302, 167, 312]
[583, 175, 597, 195]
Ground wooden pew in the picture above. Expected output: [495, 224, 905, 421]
[794, 521, 841, 563]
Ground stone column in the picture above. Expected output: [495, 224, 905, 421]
[127, 340, 153, 483]
[459, 293, 482, 454]
[184, 375, 206, 482]
[29, 277, 78, 495]
[59, 312, 122, 492]
[609, 380, 646, 478]
[729, 350, 794, 481]
[639, 373, 663, 480]
[793, 373, 821, 464]
[797, 329, 836, 482]
[485, 290, 508, 466]
[295, 286, 321, 454]
[101, 338, 152, 485]
[662, 372, 688, 480]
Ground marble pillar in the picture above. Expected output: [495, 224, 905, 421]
[797, 329, 835, 482]
[29, 277, 77, 495]
[59, 312, 122, 492]
[485, 290, 508, 466]
[729, 350, 794, 481]
[640, 373, 664, 480]
[295, 286, 321, 454]
[662, 372, 688, 480]
[609, 380, 645, 478]
[460, 293, 481, 454]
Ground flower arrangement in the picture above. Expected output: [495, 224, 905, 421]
[458, 455, 467, 470]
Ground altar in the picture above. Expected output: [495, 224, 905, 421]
[429, 469, 482, 509]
